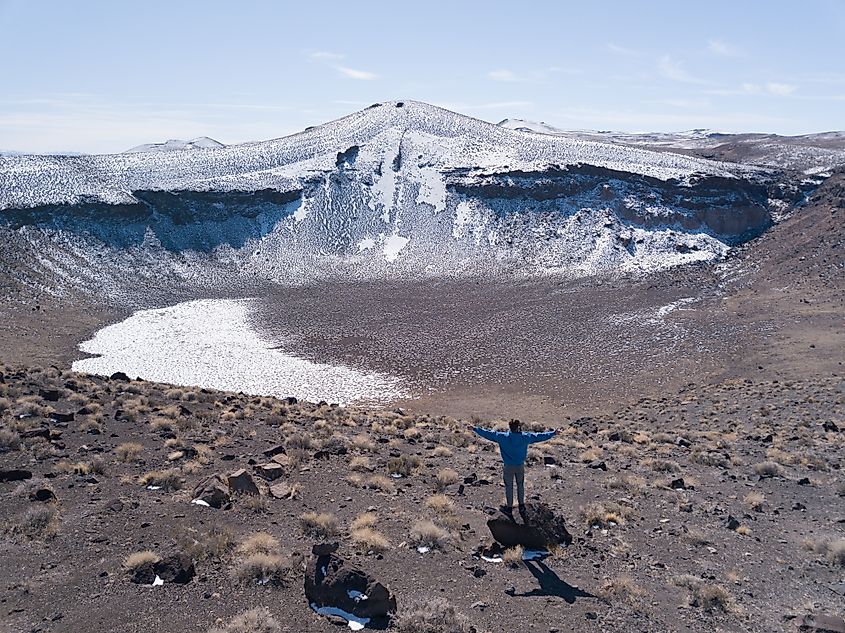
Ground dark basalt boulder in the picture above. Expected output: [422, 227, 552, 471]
[487, 502, 572, 550]
[154, 553, 195, 584]
[305, 543, 396, 623]
[192, 474, 230, 508]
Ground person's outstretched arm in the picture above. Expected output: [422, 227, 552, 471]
[468, 425, 506, 442]
[526, 429, 558, 444]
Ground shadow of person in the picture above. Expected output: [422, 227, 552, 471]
[506, 560, 595, 604]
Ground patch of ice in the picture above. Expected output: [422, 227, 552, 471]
[347, 590, 367, 601]
[416, 546, 431, 554]
[72, 299, 407, 406]
[481, 555, 503, 563]
[653, 297, 696, 320]
[522, 549, 548, 561]
[191, 498, 210, 507]
[311, 604, 369, 630]
[383, 234, 409, 262]
[357, 237, 376, 252]
[414, 167, 447, 213]
[152, 575, 164, 586]
[146, 485, 162, 491]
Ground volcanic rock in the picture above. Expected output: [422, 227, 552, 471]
[154, 553, 195, 584]
[487, 502, 572, 549]
[192, 475, 230, 508]
[305, 545, 396, 624]
[227, 469, 259, 495]
[255, 463, 284, 481]
[0, 469, 32, 482]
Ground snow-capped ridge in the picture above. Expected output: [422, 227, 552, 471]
[124, 137, 226, 153]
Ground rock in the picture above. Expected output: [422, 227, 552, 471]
[799, 614, 845, 633]
[192, 475, 230, 508]
[227, 469, 259, 495]
[269, 482, 296, 499]
[543, 455, 558, 466]
[109, 371, 130, 382]
[29, 487, 57, 502]
[305, 546, 396, 624]
[797, 477, 811, 486]
[725, 515, 741, 531]
[587, 460, 607, 471]
[38, 389, 62, 402]
[49, 411, 75, 423]
[270, 453, 291, 468]
[263, 444, 286, 458]
[670, 478, 687, 490]
[129, 560, 157, 585]
[284, 396, 297, 405]
[487, 502, 572, 550]
[154, 553, 195, 584]
[823, 420, 839, 432]
[0, 469, 32, 482]
[315, 437, 348, 458]
[19, 427, 50, 440]
[676, 436, 692, 448]
[255, 463, 284, 481]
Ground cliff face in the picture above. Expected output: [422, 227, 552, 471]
[0, 101, 804, 299]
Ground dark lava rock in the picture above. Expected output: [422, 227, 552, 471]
[227, 469, 259, 495]
[670, 478, 687, 490]
[263, 444, 286, 458]
[109, 371, 130, 382]
[0, 469, 32, 482]
[255, 463, 284, 481]
[588, 460, 607, 471]
[797, 477, 811, 486]
[305, 546, 396, 623]
[29, 487, 57, 502]
[487, 502, 572, 549]
[799, 614, 845, 633]
[38, 389, 62, 402]
[154, 553, 195, 584]
[284, 396, 297, 405]
[129, 560, 157, 585]
[822, 420, 839, 433]
[725, 515, 741, 531]
[19, 427, 50, 439]
[49, 411, 75, 423]
[192, 475, 230, 508]
[543, 455, 558, 466]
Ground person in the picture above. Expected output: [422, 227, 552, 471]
[469, 419, 557, 513]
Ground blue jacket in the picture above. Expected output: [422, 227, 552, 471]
[472, 427, 556, 465]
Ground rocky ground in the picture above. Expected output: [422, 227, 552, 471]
[0, 174, 843, 632]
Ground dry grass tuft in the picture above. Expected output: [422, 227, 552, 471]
[349, 455, 374, 472]
[394, 598, 474, 633]
[364, 474, 396, 494]
[208, 607, 282, 633]
[124, 550, 160, 571]
[503, 545, 524, 568]
[581, 501, 628, 528]
[177, 524, 234, 561]
[388, 455, 421, 477]
[115, 442, 144, 462]
[299, 512, 339, 539]
[600, 574, 644, 605]
[233, 553, 289, 586]
[409, 520, 450, 550]
[672, 575, 732, 612]
[432, 446, 452, 458]
[138, 469, 183, 491]
[424, 494, 456, 515]
[434, 468, 460, 491]
[351, 526, 390, 553]
[237, 532, 280, 557]
[5, 506, 60, 540]
[743, 491, 765, 511]
[350, 512, 378, 530]
[752, 461, 783, 477]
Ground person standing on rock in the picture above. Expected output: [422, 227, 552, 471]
[469, 419, 557, 513]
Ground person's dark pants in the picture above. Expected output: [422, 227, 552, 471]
[503, 464, 525, 507]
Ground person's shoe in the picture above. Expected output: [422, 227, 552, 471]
[518, 504, 527, 519]
[499, 505, 514, 514]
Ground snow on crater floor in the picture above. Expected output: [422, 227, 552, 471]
[71, 299, 406, 405]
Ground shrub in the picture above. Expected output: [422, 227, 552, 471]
[124, 550, 160, 572]
[752, 461, 783, 477]
[581, 502, 627, 528]
[237, 532, 280, 557]
[351, 527, 390, 553]
[0, 428, 20, 453]
[672, 575, 732, 612]
[234, 553, 289, 585]
[208, 607, 281, 633]
[115, 442, 144, 462]
[744, 491, 765, 511]
[388, 455, 421, 477]
[409, 520, 450, 550]
[432, 446, 452, 457]
[349, 456, 373, 472]
[395, 598, 474, 633]
[177, 524, 234, 561]
[6, 506, 60, 540]
[138, 469, 183, 491]
[365, 474, 396, 494]
[299, 512, 339, 538]
[424, 494, 456, 515]
[351, 512, 378, 530]
[600, 575, 644, 605]
[434, 468, 460, 491]
[644, 458, 681, 473]
[503, 545, 524, 568]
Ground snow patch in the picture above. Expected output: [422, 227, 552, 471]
[310, 604, 369, 630]
[383, 234, 409, 262]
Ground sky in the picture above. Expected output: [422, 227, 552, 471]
[1, 0, 844, 154]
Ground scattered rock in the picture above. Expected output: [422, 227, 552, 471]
[109, 372, 130, 382]
[670, 478, 687, 490]
[797, 477, 811, 486]
[487, 502, 573, 550]
[29, 487, 56, 502]
[823, 420, 839, 432]
[799, 614, 845, 633]
[19, 427, 50, 440]
[49, 411, 75, 423]
[587, 460, 607, 471]
[305, 544, 396, 625]
[263, 444, 286, 458]
[154, 553, 195, 584]
[192, 475, 230, 509]
[543, 455, 558, 466]
[128, 560, 157, 585]
[270, 453, 291, 468]
[255, 463, 284, 481]
[0, 469, 32, 482]
[38, 389, 62, 402]
[725, 515, 741, 531]
[227, 469, 259, 495]
[269, 482, 297, 499]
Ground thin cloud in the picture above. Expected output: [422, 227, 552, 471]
[658, 56, 707, 84]
[309, 51, 345, 60]
[707, 39, 743, 57]
[607, 43, 643, 57]
[488, 69, 523, 82]
[742, 82, 797, 96]
[335, 66, 378, 80]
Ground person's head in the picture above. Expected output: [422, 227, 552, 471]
[508, 419, 522, 433]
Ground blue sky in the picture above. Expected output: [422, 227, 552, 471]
[1, 0, 844, 153]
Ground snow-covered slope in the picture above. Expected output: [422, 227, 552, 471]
[123, 137, 225, 153]
[0, 100, 798, 297]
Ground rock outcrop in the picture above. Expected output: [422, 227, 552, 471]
[487, 502, 573, 550]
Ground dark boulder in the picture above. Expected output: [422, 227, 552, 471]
[129, 560, 157, 585]
[305, 544, 396, 624]
[109, 371, 130, 382]
[0, 469, 32, 482]
[487, 502, 572, 550]
[38, 389, 62, 402]
[30, 487, 57, 502]
[227, 469, 259, 495]
[192, 474, 230, 508]
[50, 411, 75, 423]
[154, 553, 195, 584]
